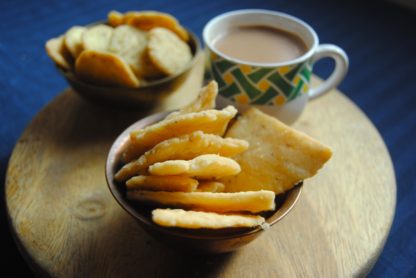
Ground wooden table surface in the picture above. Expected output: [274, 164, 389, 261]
[5, 57, 396, 277]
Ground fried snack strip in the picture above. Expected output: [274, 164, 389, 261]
[115, 131, 248, 181]
[126, 175, 198, 192]
[123, 106, 237, 162]
[152, 209, 265, 229]
[148, 154, 241, 179]
[127, 190, 275, 213]
[196, 181, 225, 192]
[165, 81, 218, 120]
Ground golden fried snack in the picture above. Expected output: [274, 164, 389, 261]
[108, 25, 147, 57]
[127, 190, 275, 213]
[64, 26, 86, 58]
[115, 131, 248, 181]
[107, 10, 124, 27]
[135, 51, 164, 78]
[75, 50, 140, 88]
[123, 11, 189, 41]
[107, 11, 189, 41]
[221, 108, 333, 194]
[126, 175, 198, 192]
[196, 181, 225, 192]
[148, 154, 241, 179]
[149, 160, 188, 175]
[82, 24, 113, 51]
[123, 106, 238, 162]
[165, 81, 218, 120]
[148, 28, 192, 75]
[152, 209, 265, 229]
[108, 25, 162, 78]
[45, 36, 73, 70]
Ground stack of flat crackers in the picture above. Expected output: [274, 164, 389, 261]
[115, 80, 333, 229]
[45, 11, 193, 88]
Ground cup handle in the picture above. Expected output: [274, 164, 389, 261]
[309, 44, 349, 99]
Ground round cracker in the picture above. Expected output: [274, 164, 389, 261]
[107, 10, 124, 27]
[108, 25, 163, 78]
[123, 11, 189, 41]
[64, 26, 86, 58]
[45, 36, 73, 70]
[75, 50, 140, 88]
[108, 25, 147, 55]
[82, 24, 113, 52]
[133, 50, 164, 78]
[148, 27, 192, 75]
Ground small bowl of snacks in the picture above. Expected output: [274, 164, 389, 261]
[45, 11, 201, 106]
[106, 81, 332, 253]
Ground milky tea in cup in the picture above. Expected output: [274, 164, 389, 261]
[214, 25, 307, 65]
[203, 10, 349, 124]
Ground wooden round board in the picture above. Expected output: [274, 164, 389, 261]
[6, 58, 396, 277]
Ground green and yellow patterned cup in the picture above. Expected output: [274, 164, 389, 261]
[203, 10, 349, 124]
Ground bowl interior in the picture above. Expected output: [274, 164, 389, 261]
[106, 112, 302, 239]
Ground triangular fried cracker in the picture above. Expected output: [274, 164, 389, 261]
[221, 108, 332, 194]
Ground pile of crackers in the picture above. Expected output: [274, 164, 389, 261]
[45, 11, 192, 88]
[114, 81, 333, 229]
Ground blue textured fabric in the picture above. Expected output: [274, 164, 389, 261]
[1, 0, 415, 276]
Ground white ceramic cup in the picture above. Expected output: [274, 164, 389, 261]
[203, 9, 349, 124]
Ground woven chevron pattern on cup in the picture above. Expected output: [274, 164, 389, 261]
[210, 50, 312, 106]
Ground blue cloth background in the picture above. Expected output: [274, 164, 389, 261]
[1, 0, 415, 276]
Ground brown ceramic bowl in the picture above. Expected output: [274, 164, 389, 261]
[57, 27, 201, 107]
[105, 112, 302, 253]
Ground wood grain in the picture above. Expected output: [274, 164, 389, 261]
[5, 56, 396, 277]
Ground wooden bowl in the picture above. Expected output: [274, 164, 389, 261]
[105, 112, 302, 253]
[57, 28, 201, 107]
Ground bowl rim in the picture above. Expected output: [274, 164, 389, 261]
[105, 111, 303, 240]
[57, 25, 202, 90]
